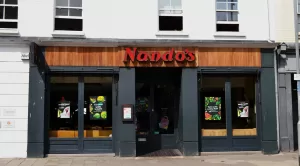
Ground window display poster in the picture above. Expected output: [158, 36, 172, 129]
[205, 97, 221, 120]
[57, 101, 71, 118]
[123, 107, 132, 119]
[237, 101, 249, 118]
[90, 96, 107, 120]
[135, 97, 149, 112]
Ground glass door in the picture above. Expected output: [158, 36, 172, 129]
[48, 75, 114, 154]
[199, 74, 260, 151]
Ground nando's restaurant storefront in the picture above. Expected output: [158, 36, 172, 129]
[27, 44, 278, 157]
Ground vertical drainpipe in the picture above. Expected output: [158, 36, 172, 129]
[273, 48, 280, 151]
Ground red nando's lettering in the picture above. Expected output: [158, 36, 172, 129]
[123, 48, 196, 63]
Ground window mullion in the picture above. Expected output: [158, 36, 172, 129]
[68, 0, 70, 16]
[3, 4, 5, 19]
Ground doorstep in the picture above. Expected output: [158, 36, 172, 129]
[46, 153, 115, 158]
[200, 151, 262, 156]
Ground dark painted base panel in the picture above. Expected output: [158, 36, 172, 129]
[262, 141, 279, 154]
[201, 137, 260, 152]
[48, 139, 113, 154]
[181, 142, 199, 156]
[27, 142, 44, 158]
[118, 141, 136, 157]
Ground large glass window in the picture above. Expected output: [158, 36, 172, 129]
[231, 76, 257, 136]
[49, 77, 78, 138]
[83, 77, 113, 138]
[200, 76, 226, 136]
[200, 75, 258, 137]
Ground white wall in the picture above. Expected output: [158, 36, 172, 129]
[0, 44, 29, 158]
[19, 0, 271, 41]
[272, 0, 295, 43]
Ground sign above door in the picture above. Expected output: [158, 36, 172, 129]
[123, 48, 196, 63]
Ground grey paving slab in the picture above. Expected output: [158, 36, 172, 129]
[18, 159, 37, 166]
[0, 153, 298, 166]
[5, 159, 25, 166]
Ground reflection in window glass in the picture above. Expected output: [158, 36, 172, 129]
[49, 77, 78, 138]
[84, 77, 113, 138]
[200, 76, 226, 136]
[231, 76, 257, 136]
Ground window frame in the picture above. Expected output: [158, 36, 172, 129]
[0, 0, 18, 27]
[55, 0, 83, 20]
[216, 0, 238, 24]
[159, 0, 183, 17]
[297, 0, 300, 15]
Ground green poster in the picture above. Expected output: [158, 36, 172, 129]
[89, 96, 107, 120]
[205, 97, 221, 120]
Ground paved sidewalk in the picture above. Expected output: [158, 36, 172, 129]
[0, 153, 298, 166]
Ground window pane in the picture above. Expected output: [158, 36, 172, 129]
[49, 77, 79, 138]
[171, 0, 181, 10]
[69, 9, 82, 17]
[228, 3, 238, 10]
[217, 0, 226, 2]
[231, 76, 257, 136]
[0, 0, 3, 4]
[56, 0, 68, 6]
[228, 12, 238, 21]
[0, 6, 3, 19]
[56, 8, 68, 16]
[298, 4, 300, 13]
[84, 77, 113, 138]
[200, 76, 226, 136]
[229, 0, 237, 2]
[5, 0, 17, 4]
[159, 0, 171, 9]
[216, 3, 227, 10]
[4, 6, 18, 19]
[70, 0, 82, 7]
[216, 11, 227, 21]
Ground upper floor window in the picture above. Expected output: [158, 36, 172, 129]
[158, 0, 182, 31]
[0, 0, 18, 29]
[216, 0, 239, 32]
[55, 0, 82, 31]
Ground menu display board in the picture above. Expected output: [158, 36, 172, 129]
[135, 97, 149, 112]
[89, 96, 107, 120]
[57, 101, 71, 119]
[237, 101, 249, 118]
[204, 97, 221, 120]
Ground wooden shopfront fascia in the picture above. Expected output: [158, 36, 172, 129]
[45, 47, 262, 67]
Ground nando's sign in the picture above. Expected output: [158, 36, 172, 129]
[123, 48, 196, 63]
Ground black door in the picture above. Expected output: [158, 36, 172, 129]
[136, 84, 162, 156]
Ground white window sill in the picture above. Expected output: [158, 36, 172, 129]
[156, 31, 189, 37]
[0, 29, 19, 36]
[52, 31, 85, 38]
[214, 32, 246, 37]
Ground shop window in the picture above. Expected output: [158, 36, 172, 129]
[49, 77, 79, 138]
[0, 0, 18, 29]
[83, 77, 113, 138]
[159, 0, 183, 31]
[55, 0, 82, 31]
[216, 0, 239, 32]
[231, 76, 257, 136]
[200, 77, 226, 136]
